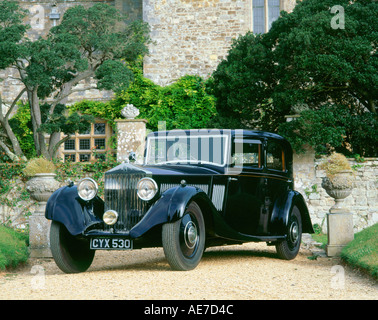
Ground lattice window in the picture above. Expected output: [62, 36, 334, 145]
[64, 139, 75, 150]
[79, 139, 91, 150]
[94, 138, 106, 150]
[64, 154, 76, 162]
[94, 123, 106, 135]
[60, 121, 111, 163]
[79, 154, 91, 162]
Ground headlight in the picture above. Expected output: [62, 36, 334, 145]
[137, 177, 158, 201]
[103, 210, 118, 225]
[77, 178, 98, 201]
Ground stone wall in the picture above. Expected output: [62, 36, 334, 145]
[293, 153, 378, 233]
[143, 0, 251, 85]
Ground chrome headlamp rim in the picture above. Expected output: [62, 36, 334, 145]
[137, 177, 158, 201]
[103, 210, 119, 226]
[77, 177, 98, 201]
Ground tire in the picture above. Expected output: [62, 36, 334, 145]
[50, 221, 95, 273]
[275, 206, 302, 260]
[162, 201, 205, 271]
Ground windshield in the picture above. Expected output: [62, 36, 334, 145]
[145, 133, 229, 166]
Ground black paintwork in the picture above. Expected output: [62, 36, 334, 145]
[45, 129, 314, 249]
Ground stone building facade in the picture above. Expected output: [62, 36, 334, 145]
[143, 0, 297, 85]
[0, 0, 298, 105]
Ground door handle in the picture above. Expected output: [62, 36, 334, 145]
[228, 177, 238, 182]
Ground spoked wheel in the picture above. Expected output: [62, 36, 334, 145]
[162, 201, 205, 271]
[50, 221, 95, 273]
[275, 206, 302, 260]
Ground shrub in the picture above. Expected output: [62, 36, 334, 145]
[210, 0, 377, 157]
[68, 100, 121, 126]
[319, 152, 354, 190]
[115, 69, 218, 131]
[70, 71, 218, 132]
[278, 104, 377, 156]
[22, 157, 56, 177]
[319, 153, 352, 177]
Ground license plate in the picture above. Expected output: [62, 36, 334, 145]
[90, 238, 133, 250]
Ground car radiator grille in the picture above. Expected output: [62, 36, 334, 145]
[104, 172, 148, 231]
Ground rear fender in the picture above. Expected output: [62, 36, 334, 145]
[270, 190, 314, 235]
[130, 185, 211, 238]
[45, 185, 104, 236]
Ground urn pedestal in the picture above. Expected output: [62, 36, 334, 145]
[26, 173, 60, 258]
[326, 211, 354, 257]
[321, 171, 354, 257]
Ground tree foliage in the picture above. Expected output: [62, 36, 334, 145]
[115, 68, 217, 131]
[0, 1, 150, 160]
[210, 0, 377, 155]
[72, 67, 217, 132]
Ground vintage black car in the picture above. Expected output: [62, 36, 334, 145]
[46, 129, 314, 273]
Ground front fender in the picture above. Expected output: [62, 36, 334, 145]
[130, 185, 208, 238]
[45, 185, 103, 236]
[270, 190, 314, 236]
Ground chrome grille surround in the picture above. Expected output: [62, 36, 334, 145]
[104, 169, 148, 232]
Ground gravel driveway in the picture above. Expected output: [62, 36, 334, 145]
[1, 239, 377, 300]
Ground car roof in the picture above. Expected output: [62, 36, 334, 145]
[147, 129, 287, 142]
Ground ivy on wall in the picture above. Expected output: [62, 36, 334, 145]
[70, 69, 218, 132]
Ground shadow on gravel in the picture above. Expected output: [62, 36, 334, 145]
[89, 257, 170, 272]
[87, 248, 278, 273]
[202, 248, 278, 261]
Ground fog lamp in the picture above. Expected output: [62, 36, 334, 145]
[103, 210, 118, 226]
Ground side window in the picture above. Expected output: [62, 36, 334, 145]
[266, 141, 285, 171]
[232, 139, 262, 168]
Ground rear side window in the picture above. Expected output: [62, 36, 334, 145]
[266, 141, 285, 171]
[232, 139, 262, 168]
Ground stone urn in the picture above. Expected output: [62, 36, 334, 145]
[26, 173, 60, 258]
[319, 153, 355, 257]
[321, 170, 354, 212]
[26, 173, 60, 202]
[121, 104, 140, 119]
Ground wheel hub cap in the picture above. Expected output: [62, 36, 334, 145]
[184, 221, 198, 249]
[290, 223, 299, 243]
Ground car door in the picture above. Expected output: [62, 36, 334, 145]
[265, 139, 290, 218]
[223, 137, 267, 235]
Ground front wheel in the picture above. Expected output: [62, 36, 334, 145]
[275, 206, 302, 260]
[162, 201, 205, 271]
[50, 221, 95, 273]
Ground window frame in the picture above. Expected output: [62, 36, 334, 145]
[60, 120, 110, 163]
[265, 140, 286, 173]
[251, 0, 281, 34]
[231, 138, 263, 172]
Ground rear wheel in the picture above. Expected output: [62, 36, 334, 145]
[50, 221, 95, 273]
[275, 206, 302, 260]
[162, 201, 205, 271]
